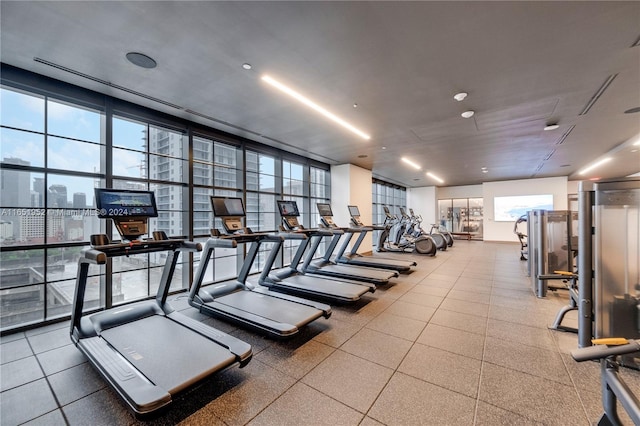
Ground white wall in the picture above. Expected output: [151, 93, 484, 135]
[330, 164, 373, 253]
[482, 176, 568, 241]
[437, 184, 482, 199]
[407, 186, 437, 227]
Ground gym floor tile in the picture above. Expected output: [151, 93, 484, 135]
[367, 372, 476, 425]
[478, 363, 587, 425]
[486, 318, 556, 350]
[429, 308, 488, 335]
[47, 362, 107, 406]
[438, 297, 490, 317]
[451, 283, 493, 295]
[0, 331, 25, 344]
[301, 350, 393, 413]
[454, 276, 493, 288]
[397, 290, 444, 308]
[247, 382, 363, 426]
[340, 328, 413, 369]
[474, 401, 543, 425]
[0, 379, 58, 426]
[425, 273, 459, 283]
[488, 304, 554, 329]
[36, 343, 87, 376]
[255, 339, 335, 379]
[483, 336, 572, 385]
[364, 312, 427, 342]
[417, 323, 485, 360]
[447, 289, 492, 304]
[0, 355, 43, 392]
[383, 300, 436, 322]
[359, 415, 385, 426]
[62, 388, 136, 426]
[26, 327, 70, 354]
[416, 277, 455, 289]
[398, 343, 481, 397]
[311, 317, 363, 348]
[1, 337, 33, 364]
[21, 409, 66, 426]
[196, 359, 297, 426]
[409, 283, 450, 297]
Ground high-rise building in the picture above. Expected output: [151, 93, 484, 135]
[49, 184, 68, 208]
[73, 192, 86, 209]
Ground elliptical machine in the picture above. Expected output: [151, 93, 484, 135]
[402, 208, 447, 251]
[377, 206, 437, 256]
[513, 214, 528, 261]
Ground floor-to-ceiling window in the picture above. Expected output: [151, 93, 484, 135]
[0, 68, 331, 333]
[0, 87, 105, 329]
[372, 179, 407, 248]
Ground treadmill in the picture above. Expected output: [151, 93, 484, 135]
[188, 196, 331, 338]
[300, 203, 399, 285]
[332, 205, 417, 273]
[71, 188, 252, 416]
[258, 200, 375, 303]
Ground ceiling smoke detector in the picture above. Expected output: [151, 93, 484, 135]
[544, 123, 560, 131]
[461, 110, 475, 119]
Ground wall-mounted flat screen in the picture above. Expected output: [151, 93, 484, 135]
[348, 205, 360, 217]
[494, 194, 554, 221]
[211, 197, 245, 217]
[277, 200, 300, 217]
[95, 189, 157, 218]
[317, 203, 333, 217]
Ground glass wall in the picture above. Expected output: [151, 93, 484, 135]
[0, 74, 330, 333]
[372, 179, 407, 248]
[438, 198, 484, 240]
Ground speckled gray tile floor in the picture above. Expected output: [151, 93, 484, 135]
[2, 241, 639, 425]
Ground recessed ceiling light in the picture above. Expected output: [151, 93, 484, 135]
[381, 146, 387, 150]
[401, 157, 421, 170]
[453, 92, 468, 102]
[353, 103, 358, 108]
[482, 169, 489, 173]
[578, 157, 612, 175]
[461, 110, 475, 119]
[481, 166, 487, 170]
[544, 124, 560, 131]
[126, 52, 157, 69]
[426, 172, 444, 184]
[242, 63, 252, 70]
[625, 106, 640, 114]
[261, 75, 371, 140]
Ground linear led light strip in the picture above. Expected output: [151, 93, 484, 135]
[426, 172, 444, 184]
[401, 157, 421, 169]
[261, 75, 371, 140]
[578, 157, 612, 175]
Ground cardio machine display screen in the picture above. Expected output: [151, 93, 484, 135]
[277, 200, 300, 217]
[211, 197, 245, 217]
[348, 205, 360, 217]
[95, 189, 158, 218]
[317, 203, 333, 217]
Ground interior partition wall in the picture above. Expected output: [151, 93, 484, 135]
[0, 65, 330, 333]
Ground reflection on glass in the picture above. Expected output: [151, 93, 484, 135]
[0, 285, 44, 330]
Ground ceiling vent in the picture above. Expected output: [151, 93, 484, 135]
[578, 74, 618, 116]
[543, 149, 556, 161]
[34, 57, 182, 109]
[555, 125, 575, 145]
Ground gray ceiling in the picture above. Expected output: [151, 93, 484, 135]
[2, 1, 639, 188]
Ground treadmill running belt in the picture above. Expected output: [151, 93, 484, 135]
[101, 315, 236, 394]
[215, 291, 323, 328]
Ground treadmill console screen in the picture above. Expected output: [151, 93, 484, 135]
[317, 203, 336, 227]
[348, 205, 363, 226]
[317, 203, 333, 217]
[95, 189, 158, 218]
[399, 207, 409, 218]
[277, 200, 300, 217]
[277, 200, 301, 229]
[211, 197, 245, 217]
